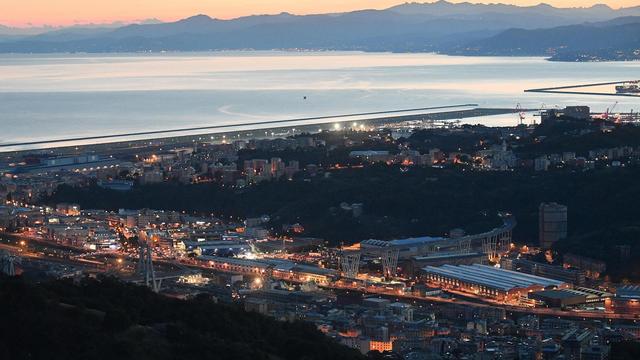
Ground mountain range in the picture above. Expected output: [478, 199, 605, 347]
[453, 16, 640, 61]
[1, 1, 639, 61]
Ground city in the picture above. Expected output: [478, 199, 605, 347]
[2, 101, 640, 359]
[2, 0, 640, 359]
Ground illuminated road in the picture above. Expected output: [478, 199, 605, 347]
[151, 257, 639, 321]
[153, 255, 638, 322]
[2, 232, 637, 322]
[0, 242, 105, 270]
[324, 283, 639, 322]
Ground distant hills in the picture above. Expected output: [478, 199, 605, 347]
[450, 16, 640, 61]
[0, 19, 163, 39]
[1, 1, 639, 61]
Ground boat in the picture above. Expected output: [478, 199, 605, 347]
[616, 81, 640, 94]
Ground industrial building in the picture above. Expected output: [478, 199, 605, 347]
[404, 252, 486, 277]
[501, 258, 586, 287]
[361, 237, 447, 260]
[528, 288, 611, 309]
[185, 240, 251, 257]
[541, 106, 591, 123]
[6, 155, 126, 175]
[539, 202, 568, 248]
[607, 285, 640, 315]
[563, 253, 606, 280]
[423, 264, 568, 301]
[199, 255, 338, 284]
[360, 216, 516, 261]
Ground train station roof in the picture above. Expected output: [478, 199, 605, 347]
[361, 236, 445, 248]
[423, 264, 565, 292]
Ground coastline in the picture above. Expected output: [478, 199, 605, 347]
[2, 48, 638, 63]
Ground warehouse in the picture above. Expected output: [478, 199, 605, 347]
[607, 285, 640, 315]
[199, 255, 337, 284]
[404, 252, 486, 277]
[422, 264, 568, 301]
[529, 288, 611, 309]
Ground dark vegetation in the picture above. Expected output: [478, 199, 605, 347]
[516, 120, 640, 159]
[48, 163, 509, 242]
[0, 275, 363, 360]
[48, 163, 640, 280]
[611, 341, 640, 360]
[238, 147, 347, 168]
[407, 127, 499, 154]
[236, 131, 399, 168]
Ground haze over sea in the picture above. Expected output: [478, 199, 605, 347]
[1, 51, 638, 149]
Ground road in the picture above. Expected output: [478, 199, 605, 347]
[324, 283, 639, 322]
[2, 233, 637, 322]
[171, 257, 639, 322]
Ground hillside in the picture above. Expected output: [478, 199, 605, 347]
[1, 1, 640, 59]
[0, 276, 363, 360]
[452, 17, 640, 61]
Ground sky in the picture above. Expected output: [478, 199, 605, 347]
[1, 0, 639, 27]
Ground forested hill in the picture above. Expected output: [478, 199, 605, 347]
[0, 276, 363, 360]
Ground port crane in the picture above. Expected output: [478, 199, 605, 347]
[515, 103, 526, 125]
[601, 101, 619, 120]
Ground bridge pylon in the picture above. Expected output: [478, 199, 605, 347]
[339, 251, 361, 279]
[0, 251, 20, 276]
[381, 249, 399, 280]
[137, 236, 159, 293]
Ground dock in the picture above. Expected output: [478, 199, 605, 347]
[525, 80, 640, 98]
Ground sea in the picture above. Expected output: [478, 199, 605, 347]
[0, 51, 638, 151]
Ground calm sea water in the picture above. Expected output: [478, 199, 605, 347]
[0, 51, 638, 150]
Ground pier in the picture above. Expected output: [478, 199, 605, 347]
[525, 80, 640, 98]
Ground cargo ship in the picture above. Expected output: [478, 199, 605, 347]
[616, 81, 640, 94]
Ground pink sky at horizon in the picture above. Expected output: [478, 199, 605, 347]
[1, 0, 639, 27]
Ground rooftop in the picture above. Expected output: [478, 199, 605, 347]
[198, 255, 336, 276]
[349, 150, 390, 156]
[530, 289, 585, 300]
[413, 252, 483, 261]
[617, 285, 640, 299]
[423, 264, 565, 292]
[361, 236, 445, 248]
